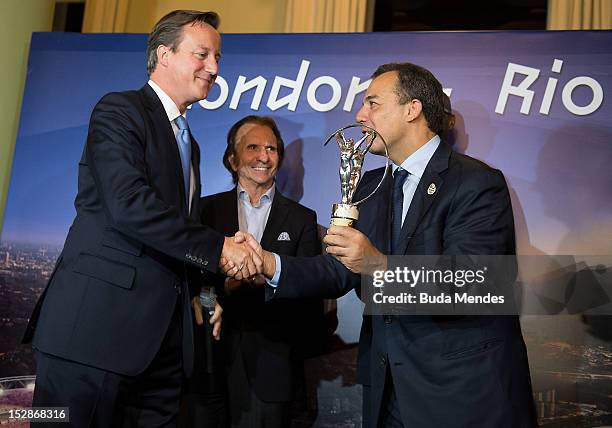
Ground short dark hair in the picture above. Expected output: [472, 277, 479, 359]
[223, 116, 285, 184]
[147, 10, 220, 75]
[372, 62, 445, 135]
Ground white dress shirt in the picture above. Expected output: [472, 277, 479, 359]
[392, 134, 441, 226]
[148, 80, 196, 213]
[237, 183, 275, 244]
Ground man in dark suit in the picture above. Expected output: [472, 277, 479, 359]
[244, 63, 537, 427]
[23, 10, 260, 427]
[183, 116, 323, 428]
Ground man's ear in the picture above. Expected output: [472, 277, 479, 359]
[228, 153, 238, 171]
[405, 99, 423, 123]
[157, 45, 170, 67]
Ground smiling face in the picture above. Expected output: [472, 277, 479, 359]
[154, 22, 221, 111]
[229, 123, 280, 194]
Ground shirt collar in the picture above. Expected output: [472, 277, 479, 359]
[392, 135, 441, 179]
[237, 183, 275, 207]
[148, 80, 183, 123]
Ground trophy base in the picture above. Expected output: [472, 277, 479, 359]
[330, 203, 359, 227]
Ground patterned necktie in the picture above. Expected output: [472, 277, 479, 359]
[391, 168, 409, 254]
[175, 116, 192, 208]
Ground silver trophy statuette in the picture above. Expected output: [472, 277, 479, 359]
[324, 124, 390, 227]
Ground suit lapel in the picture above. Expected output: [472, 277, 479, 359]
[260, 189, 290, 250]
[352, 166, 393, 254]
[140, 84, 190, 215]
[189, 135, 201, 220]
[378, 167, 393, 255]
[217, 189, 240, 236]
[396, 142, 451, 254]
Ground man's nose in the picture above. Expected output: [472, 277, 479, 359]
[256, 147, 269, 161]
[355, 105, 367, 123]
[205, 57, 218, 77]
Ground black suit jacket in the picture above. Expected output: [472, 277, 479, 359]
[199, 188, 322, 402]
[269, 142, 537, 427]
[23, 84, 225, 377]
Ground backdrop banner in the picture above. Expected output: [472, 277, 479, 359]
[1, 30, 611, 426]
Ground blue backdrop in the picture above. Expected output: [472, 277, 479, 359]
[1, 30, 611, 426]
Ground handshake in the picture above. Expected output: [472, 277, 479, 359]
[218, 232, 274, 281]
[218, 226, 387, 280]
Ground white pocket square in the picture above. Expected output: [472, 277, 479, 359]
[277, 232, 291, 241]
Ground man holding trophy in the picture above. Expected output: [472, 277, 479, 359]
[233, 62, 537, 427]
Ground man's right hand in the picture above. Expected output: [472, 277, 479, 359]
[234, 231, 276, 279]
[219, 236, 262, 280]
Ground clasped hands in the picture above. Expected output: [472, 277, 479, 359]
[219, 226, 386, 278]
[218, 235, 272, 284]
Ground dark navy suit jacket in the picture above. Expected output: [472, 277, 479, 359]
[23, 84, 225, 377]
[199, 188, 323, 402]
[269, 142, 537, 427]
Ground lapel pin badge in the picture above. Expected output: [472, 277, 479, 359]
[427, 183, 437, 195]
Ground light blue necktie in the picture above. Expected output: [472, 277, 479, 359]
[391, 168, 409, 254]
[175, 116, 192, 208]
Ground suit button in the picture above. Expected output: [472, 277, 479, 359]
[380, 355, 387, 368]
[384, 315, 393, 324]
[174, 283, 182, 294]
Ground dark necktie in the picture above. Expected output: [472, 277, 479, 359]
[391, 168, 409, 254]
[175, 116, 192, 209]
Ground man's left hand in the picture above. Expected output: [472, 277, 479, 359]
[191, 298, 223, 341]
[323, 226, 386, 274]
[209, 302, 223, 340]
